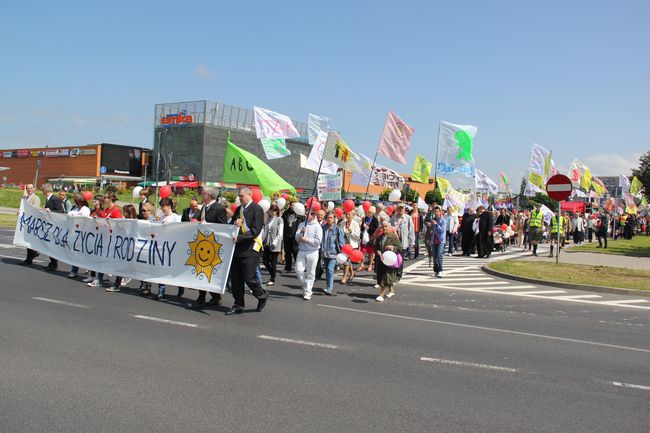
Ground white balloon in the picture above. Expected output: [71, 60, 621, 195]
[275, 198, 286, 209]
[132, 186, 143, 198]
[258, 199, 271, 212]
[381, 251, 398, 267]
[388, 189, 401, 202]
[327, 201, 335, 211]
[357, 205, 364, 216]
[336, 253, 348, 265]
[293, 202, 306, 216]
[235, 196, 241, 205]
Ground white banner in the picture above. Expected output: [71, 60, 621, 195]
[443, 187, 469, 216]
[475, 168, 498, 194]
[317, 173, 342, 201]
[371, 165, 405, 189]
[435, 120, 477, 190]
[253, 106, 301, 140]
[13, 202, 238, 293]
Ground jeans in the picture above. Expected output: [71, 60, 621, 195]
[413, 233, 420, 259]
[296, 250, 319, 295]
[446, 232, 456, 254]
[323, 257, 337, 293]
[70, 265, 79, 275]
[433, 242, 445, 274]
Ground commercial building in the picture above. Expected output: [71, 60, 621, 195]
[153, 101, 315, 192]
[0, 143, 150, 187]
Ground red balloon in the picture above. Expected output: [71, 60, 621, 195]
[251, 189, 263, 203]
[342, 244, 353, 255]
[350, 250, 364, 263]
[500, 224, 508, 231]
[306, 197, 321, 212]
[510, 224, 516, 231]
[362, 201, 371, 212]
[159, 185, 172, 199]
[191, 218, 198, 222]
[334, 207, 344, 218]
[343, 199, 355, 213]
[230, 204, 238, 213]
[386, 205, 395, 216]
[82, 191, 93, 201]
[281, 193, 289, 200]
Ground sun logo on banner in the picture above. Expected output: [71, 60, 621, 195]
[185, 230, 222, 282]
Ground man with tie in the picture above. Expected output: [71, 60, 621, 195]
[40, 184, 65, 271]
[225, 186, 269, 315]
[20, 184, 41, 266]
[187, 188, 227, 309]
[181, 197, 200, 222]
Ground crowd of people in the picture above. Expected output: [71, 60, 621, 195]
[18, 183, 650, 312]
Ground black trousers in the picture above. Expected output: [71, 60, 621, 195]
[197, 290, 221, 304]
[26, 248, 56, 267]
[231, 256, 268, 308]
[262, 249, 279, 282]
[284, 239, 298, 271]
[461, 232, 474, 255]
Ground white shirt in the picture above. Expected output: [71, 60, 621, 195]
[161, 213, 181, 224]
[68, 206, 91, 217]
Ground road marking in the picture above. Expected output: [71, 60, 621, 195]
[420, 357, 517, 373]
[599, 299, 649, 305]
[482, 285, 538, 290]
[257, 335, 338, 349]
[32, 297, 90, 308]
[552, 295, 602, 300]
[318, 304, 650, 354]
[612, 381, 650, 391]
[132, 314, 198, 328]
[510, 290, 567, 295]
[439, 281, 507, 286]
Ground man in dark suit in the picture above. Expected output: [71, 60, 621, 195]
[225, 186, 269, 315]
[41, 183, 65, 271]
[137, 189, 150, 220]
[181, 197, 200, 222]
[477, 206, 494, 258]
[460, 208, 476, 256]
[187, 188, 228, 309]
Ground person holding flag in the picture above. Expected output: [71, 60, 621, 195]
[225, 186, 269, 315]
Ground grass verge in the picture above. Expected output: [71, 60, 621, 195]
[568, 236, 650, 258]
[488, 259, 650, 291]
[0, 213, 18, 228]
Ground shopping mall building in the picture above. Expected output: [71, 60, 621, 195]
[0, 143, 150, 187]
[153, 101, 315, 192]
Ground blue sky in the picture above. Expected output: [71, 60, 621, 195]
[1, 0, 648, 185]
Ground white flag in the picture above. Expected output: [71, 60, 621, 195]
[619, 174, 631, 194]
[322, 131, 362, 172]
[308, 113, 330, 145]
[475, 168, 498, 194]
[350, 153, 374, 185]
[253, 106, 300, 140]
[417, 197, 428, 210]
[299, 153, 308, 169]
[304, 131, 338, 174]
[540, 204, 554, 224]
[524, 178, 544, 197]
[435, 121, 477, 178]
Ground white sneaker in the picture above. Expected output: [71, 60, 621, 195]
[386, 292, 394, 298]
[87, 279, 101, 287]
[434, 272, 440, 278]
[120, 277, 131, 287]
[82, 276, 95, 283]
[436, 272, 443, 278]
[303, 292, 312, 300]
[105, 286, 120, 292]
[374, 284, 380, 289]
[266, 281, 275, 286]
[375, 295, 384, 302]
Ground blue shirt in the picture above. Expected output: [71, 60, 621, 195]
[431, 216, 447, 245]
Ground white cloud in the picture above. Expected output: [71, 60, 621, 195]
[582, 152, 641, 176]
[193, 64, 215, 80]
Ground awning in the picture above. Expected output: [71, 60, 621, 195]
[137, 180, 177, 187]
[173, 181, 199, 188]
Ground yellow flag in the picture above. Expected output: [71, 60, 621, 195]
[528, 172, 544, 188]
[435, 177, 451, 196]
[630, 176, 643, 195]
[591, 177, 607, 195]
[411, 154, 432, 183]
[580, 167, 592, 190]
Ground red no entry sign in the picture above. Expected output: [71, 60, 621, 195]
[546, 174, 573, 201]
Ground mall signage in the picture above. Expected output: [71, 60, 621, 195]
[160, 109, 193, 128]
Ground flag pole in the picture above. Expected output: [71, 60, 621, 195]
[304, 148, 327, 224]
[362, 150, 379, 201]
[433, 121, 441, 201]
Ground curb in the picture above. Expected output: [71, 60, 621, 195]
[563, 248, 650, 259]
[481, 265, 650, 298]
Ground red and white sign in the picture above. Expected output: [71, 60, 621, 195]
[546, 174, 573, 201]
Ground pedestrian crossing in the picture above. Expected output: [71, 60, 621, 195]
[392, 248, 650, 311]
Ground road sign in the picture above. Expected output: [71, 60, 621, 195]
[546, 174, 573, 201]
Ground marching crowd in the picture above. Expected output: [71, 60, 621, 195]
[18, 183, 650, 312]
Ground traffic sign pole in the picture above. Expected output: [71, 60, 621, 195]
[545, 175, 573, 265]
[557, 201, 561, 264]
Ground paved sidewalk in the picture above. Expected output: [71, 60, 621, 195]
[519, 250, 650, 271]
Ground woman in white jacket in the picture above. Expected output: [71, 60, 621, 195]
[262, 205, 284, 286]
[341, 211, 360, 284]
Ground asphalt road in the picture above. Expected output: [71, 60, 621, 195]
[1, 228, 649, 433]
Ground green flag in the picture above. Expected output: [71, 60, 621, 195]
[222, 133, 296, 196]
[411, 154, 432, 183]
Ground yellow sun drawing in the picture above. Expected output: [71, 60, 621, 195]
[185, 230, 222, 282]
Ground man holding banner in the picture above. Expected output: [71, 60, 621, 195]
[226, 186, 269, 315]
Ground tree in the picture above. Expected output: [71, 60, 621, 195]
[529, 193, 557, 210]
[632, 150, 650, 199]
[403, 189, 419, 203]
[425, 189, 443, 205]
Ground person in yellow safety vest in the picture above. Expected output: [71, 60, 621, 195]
[548, 211, 566, 258]
[528, 203, 545, 256]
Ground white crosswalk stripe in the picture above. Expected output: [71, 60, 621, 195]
[397, 246, 650, 310]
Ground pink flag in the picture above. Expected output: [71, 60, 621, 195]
[377, 111, 414, 164]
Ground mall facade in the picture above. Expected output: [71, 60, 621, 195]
[153, 101, 315, 192]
